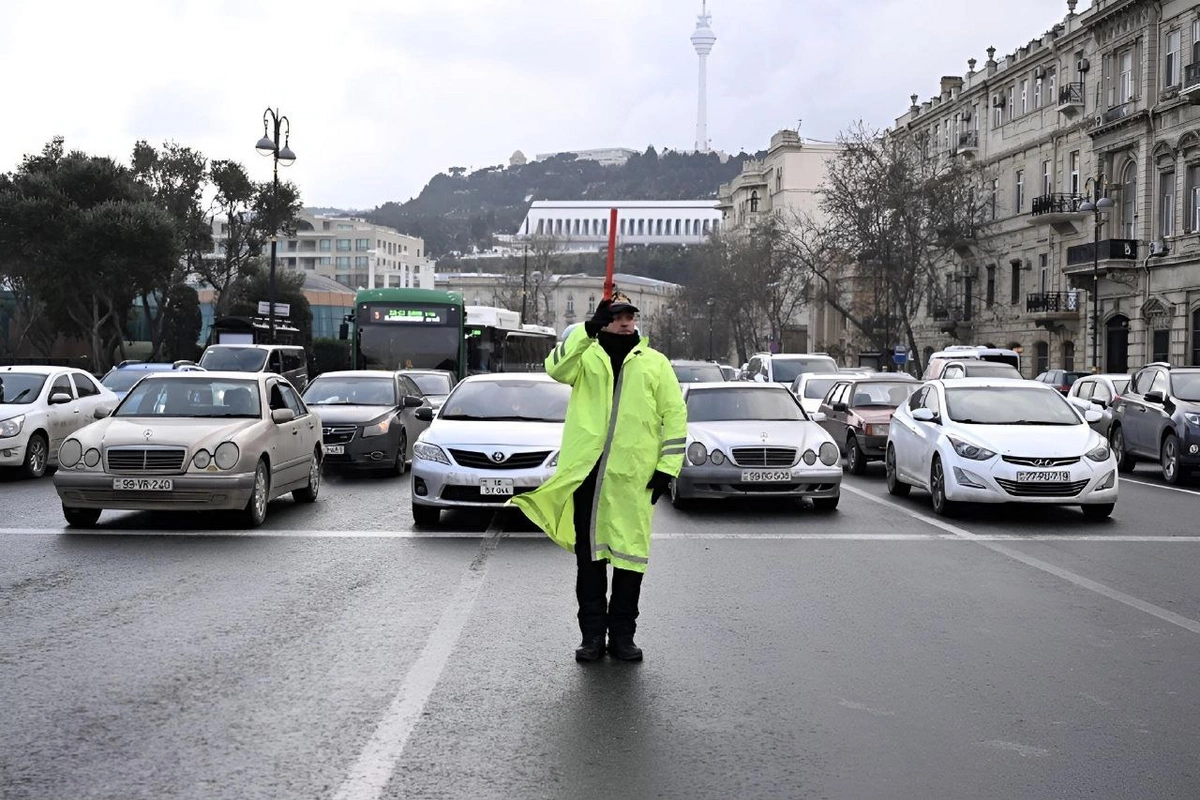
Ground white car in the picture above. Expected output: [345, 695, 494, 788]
[789, 372, 849, 416]
[0, 366, 118, 478]
[886, 378, 1117, 519]
[410, 374, 569, 527]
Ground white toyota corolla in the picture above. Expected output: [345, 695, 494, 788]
[886, 378, 1118, 519]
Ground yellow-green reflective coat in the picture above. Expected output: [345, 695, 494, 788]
[511, 326, 687, 573]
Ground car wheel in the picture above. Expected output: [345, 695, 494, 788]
[1160, 433, 1185, 485]
[21, 432, 48, 479]
[392, 430, 409, 477]
[885, 444, 910, 497]
[1081, 503, 1114, 521]
[412, 502, 440, 527]
[293, 448, 322, 503]
[930, 456, 957, 517]
[669, 478, 692, 510]
[846, 434, 866, 475]
[242, 460, 270, 527]
[1110, 426, 1136, 473]
[811, 494, 839, 512]
[62, 506, 101, 528]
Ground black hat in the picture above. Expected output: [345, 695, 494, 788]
[609, 291, 639, 314]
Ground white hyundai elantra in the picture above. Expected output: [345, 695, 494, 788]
[886, 378, 1117, 519]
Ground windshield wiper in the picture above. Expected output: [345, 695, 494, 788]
[437, 413, 485, 421]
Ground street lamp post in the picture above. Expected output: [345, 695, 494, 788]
[520, 242, 530, 323]
[706, 297, 715, 361]
[255, 108, 296, 343]
[1078, 177, 1113, 372]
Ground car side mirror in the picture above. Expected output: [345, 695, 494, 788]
[1091, 397, 1107, 407]
[93, 406, 112, 420]
[414, 406, 435, 422]
[1084, 408, 1104, 424]
[809, 411, 827, 423]
[49, 392, 73, 405]
[911, 408, 939, 423]
[402, 395, 424, 408]
[832, 402, 848, 413]
[271, 408, 296, 424]
[1144, 391, 1165, 404]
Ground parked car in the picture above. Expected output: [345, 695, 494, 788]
[303, 370, 429, 475]
[0, 366, 119, 478]
[1066, 373, 1131, 437]
[410, 374, 570, 527]
[922, 346, 1021, 380]
[1034, 369, 1091, 395]
[1109, 363, 1200, 484]
[670, 360, 727, 383]
[933, 360, 1024, 380]
[670, 382, 842, 510]
[789, 372, 846, 416]
[743, 352, 840, 384]
[99, 360, 207, 400]
[886, 378, 1116, 519]
[718, 364, 739, 382]
[198, 344, 309, 391]
[817, 374, 919, 474]
[52, 371, 322, 528]
[398, 368, 457, 412]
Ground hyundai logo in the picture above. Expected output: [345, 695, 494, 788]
[491, 452, 506, 463]
[1031, 458, 1054, 468]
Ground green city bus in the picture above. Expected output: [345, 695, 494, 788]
[346, 288, 467, 379]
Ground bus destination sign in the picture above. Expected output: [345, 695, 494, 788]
[367, 305, 446, 325]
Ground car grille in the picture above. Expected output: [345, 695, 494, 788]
[71, 489, 215, 504]
[995, 478, 1090, 497]
[1002, 456, 1081, 468]
[448, 449, 551, 470]
[731, 447, 797, 467]
[322, 425, 358, 445]
[105, 447, 187, 473]
[440, 485, 537, 503]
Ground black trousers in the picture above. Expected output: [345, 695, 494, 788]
[573, 465, 643, 641]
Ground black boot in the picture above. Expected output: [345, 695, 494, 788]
[607, 567, 644, 661]
[575, 635, 606, 662]
[606, 636, 643, 661]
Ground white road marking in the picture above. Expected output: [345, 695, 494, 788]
[840, 483, 1200, 636]
[1121, 477, 1200, 496]
[332, 514, 505, 800]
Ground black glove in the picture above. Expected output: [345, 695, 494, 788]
[647, 469, 673, 505]
[584, 299, 614, 337]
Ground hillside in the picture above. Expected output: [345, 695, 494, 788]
[364, 147, 758, 257]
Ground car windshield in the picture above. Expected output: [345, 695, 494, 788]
[115, 378, 262, 418]
[802, 377, 839, 399]
[964, 363, 1022, 378]
[1171, 372, 1200, 401]
[771, 357, 838, 383]
[944, 387, 1081, 425]
[1112, 378, 1131, 394]
[673, 364, 725, 382]
[850, 382, 918, 408]
[0, 373, 48, 404]
[687, 388, 806, 422]
[199, 347, 269, 372]
[102, 368, 168, 392]
[409, 373, 453, 396]
[439, 380, 570, 422]
[303, 377, 396, 406]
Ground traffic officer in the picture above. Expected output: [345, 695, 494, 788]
[513, 292, 687, 662]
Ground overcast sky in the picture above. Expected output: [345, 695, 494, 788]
[1, 0, 1079, 210]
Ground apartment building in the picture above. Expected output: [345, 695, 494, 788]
[272, 213, 434, 291]
[895, 0, 1200, 374]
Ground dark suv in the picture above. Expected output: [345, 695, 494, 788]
[1109, 363, 1200, 484]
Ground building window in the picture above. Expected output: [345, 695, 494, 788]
[336, 239, 351, 251]
[1015, 170, 1025, 212]
[1122, 162, 1138, 238]
[1186, 164, 1200, 233]
[1193, 308, 1200, 366]
[749, 191, 760, 213]
[1048, 69, 1057, 108]
[1119, 48, 1134, 105]
[319, 239, 332, 251]
[990, 179, 998, 220]
[1035, 341, 1049, 374]
[1042, 160, 1052, 195]
[1069, 151, 1080, 194]
[1165, 29, 1181, 87]
[335, 256, 350, 268]
[1034, 76, 1043, 108]
[318, 257, 330, 266]
[1160, 170, 1175, 237]
[1039, 253, 1049, 293]
[355, 256, 368, 268]
[1063, 341, 1075, 371]
[986, 265, 995, 307]
[1007, 86, 1015, 120]
[566, 295, 575, 315]
[1010, 260, 1021, 305]
[1020, 79, 1028, 114]
[356, 238, 370, 251]
[993, 97, 1003, 128]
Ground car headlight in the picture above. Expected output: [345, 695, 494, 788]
[687, 442, 708, 465]
[193, 450, 212, 469]
[866, 423, 890, 437]
[83, 448, 101, 468]
[414, 442, 450, 464]
[363, 415, 392, 438]
[948, 436, 996, 461]
[548, 451, 559, 467]
[819, 442, 840, 466]
[0, 415, 24, 438]
[1085, 442, 1111, 462]
[710, 449, 726, 465]
[214, 442, 240, 470]
[1185, 413, 1200, 427]
[59, 439, 82, 468]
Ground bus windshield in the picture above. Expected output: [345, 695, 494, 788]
[355, 299, 463, 376]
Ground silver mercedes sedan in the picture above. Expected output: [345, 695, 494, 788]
[53, 371, 323, 528]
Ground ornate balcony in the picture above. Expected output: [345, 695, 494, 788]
[1026, 291, 1082, 323]
[1063, 238, 1139, 283]
[1027, 193, 1084, 235]
[1057, 82, 1086, 118]
[956, 131, 979, 157]
[1183, 63, 1200, 105]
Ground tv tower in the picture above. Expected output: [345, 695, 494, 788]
[691, 0, 716, 153]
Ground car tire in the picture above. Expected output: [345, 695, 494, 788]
[62, 506, 101, 528]
[1110, 426, 1137, 473]
[293, 448, 322, 503]
[885, 444, 910, 497]
[1081, 503, 1114, 521]
[930, 456, 957, 517]
[846, 434, 866, 475]
[1160, 433, 1186, 485]
[669, 478, 692, 510]
[242, 460, 270, 528]
[811, 494, 839, 512]
[392, 430, 408, 477]
[21, 432, 49, 479]
[412, 502, 440, 528]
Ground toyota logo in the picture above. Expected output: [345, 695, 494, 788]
[491, 452, 506, 463]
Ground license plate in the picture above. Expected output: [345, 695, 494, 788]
[740, 470, 794, 482]
[1016, 471, 1069, 482]
[325, 445, 345, 455]
[112, 478, 173, 491]
[480, 478, 514, 496]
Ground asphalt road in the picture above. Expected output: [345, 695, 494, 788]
[2, 463, 1200, 800]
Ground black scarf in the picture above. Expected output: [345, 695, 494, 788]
[597, 330, 639, 387]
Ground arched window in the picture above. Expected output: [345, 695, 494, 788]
[702, 220, 711, 235]
[675, 219, 682, 235]
[1062, 341, 1075, 371]
[750, 190, 760, 213]
[1121, 161, 1137, 239]
[1034, 341, 1049, 374]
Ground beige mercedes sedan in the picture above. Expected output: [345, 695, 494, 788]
[53, 371, 322, 528]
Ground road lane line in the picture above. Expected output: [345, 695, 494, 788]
[333, 512, 506, 800]
[840, 483, 1200, 636]
[1120, 477, 1200, 496]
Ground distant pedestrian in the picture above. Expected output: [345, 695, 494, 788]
[513, 293, 687, 662]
